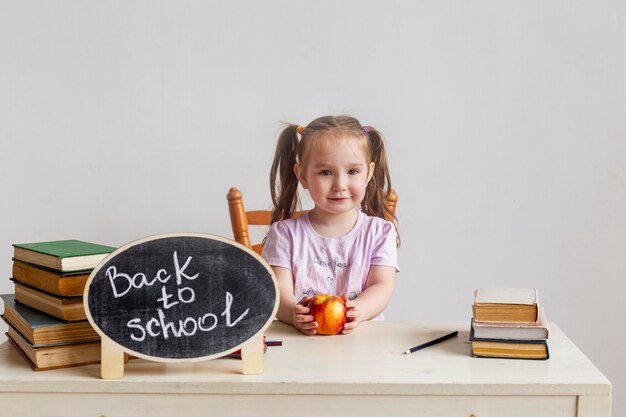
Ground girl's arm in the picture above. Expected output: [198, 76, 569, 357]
[343, 265, 396, 334]
[272, 266, 317, 335]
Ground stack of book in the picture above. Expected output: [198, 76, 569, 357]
[1, 239, 115, 370]
[470, 287, 550, 360]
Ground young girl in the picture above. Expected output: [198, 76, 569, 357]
[262, 115, 399, 335]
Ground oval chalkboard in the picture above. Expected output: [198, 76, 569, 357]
[84, 233, 278, 362]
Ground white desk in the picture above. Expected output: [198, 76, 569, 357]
[0, 321, 611, 417]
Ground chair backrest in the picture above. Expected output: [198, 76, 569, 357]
[227, 187, 398, 255]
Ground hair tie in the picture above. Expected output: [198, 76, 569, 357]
[296, 125, 305, 134]
[363, 126, 370, 133]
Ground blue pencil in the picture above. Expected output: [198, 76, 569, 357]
[403, 330, 459, 354]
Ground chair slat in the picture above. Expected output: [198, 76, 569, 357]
[246, 211, 272, 225]
[251, 244, 264, 255]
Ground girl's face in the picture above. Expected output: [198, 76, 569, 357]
[295, 135, 374, 217]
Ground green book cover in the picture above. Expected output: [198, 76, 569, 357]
[12, 240, 115, 258]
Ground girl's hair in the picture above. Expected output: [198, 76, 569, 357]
[269, 115, 398, 239]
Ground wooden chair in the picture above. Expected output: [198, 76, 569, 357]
[227, 187, 398, 255]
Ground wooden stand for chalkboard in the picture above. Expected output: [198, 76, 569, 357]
[99, 336, 265, 379]
[240, 334, 264, 374]
[101, 338, 125, 379]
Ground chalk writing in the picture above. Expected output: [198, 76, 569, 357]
[127, 291, 249, 341]
[106, 251, 197, 298]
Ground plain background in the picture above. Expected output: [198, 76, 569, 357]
[1, 1, 624, 414]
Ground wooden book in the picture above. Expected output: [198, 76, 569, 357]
[471, 307, 549, 341]
[14, 282, 86, 322]
[473, 288, 539, 323]
[12, 260, 89, 297]
[1, 294, 98, 345]
[13, 239, 115, 272]
[6, 325, 101, 371]
[470, 338, 549, 360]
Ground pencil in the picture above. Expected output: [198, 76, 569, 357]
[403, 330, 459, 354]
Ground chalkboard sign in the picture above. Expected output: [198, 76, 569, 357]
[84, 233, 278, 362]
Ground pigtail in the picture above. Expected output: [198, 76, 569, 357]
[362, 127, 392, 219]
[269, 124, 301, 224]
[362, 127, 400, 245]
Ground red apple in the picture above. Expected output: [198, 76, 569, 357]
[307, 294, 347, 335]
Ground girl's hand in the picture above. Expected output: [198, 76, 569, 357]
[293, 296, 317, 336]
[341, 294, 361, 335]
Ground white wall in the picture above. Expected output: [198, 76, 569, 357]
[1, 0, 624, 414]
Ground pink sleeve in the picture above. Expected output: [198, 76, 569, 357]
[371, 221, 399, 272]
[261, 221, 293, 270]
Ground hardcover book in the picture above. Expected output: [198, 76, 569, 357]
[14, 282, 86, 322]
[1, 294, 98, 345]
[13, 239, 115, 272]
[473, 287, 539, 323]
[470, 333, 549, 360]
[12, 260, 90, 297]
[471, 307, 549, 341]
[6, 325, 102, 371]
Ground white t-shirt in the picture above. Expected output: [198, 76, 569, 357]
[262, 211, 399, 315]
